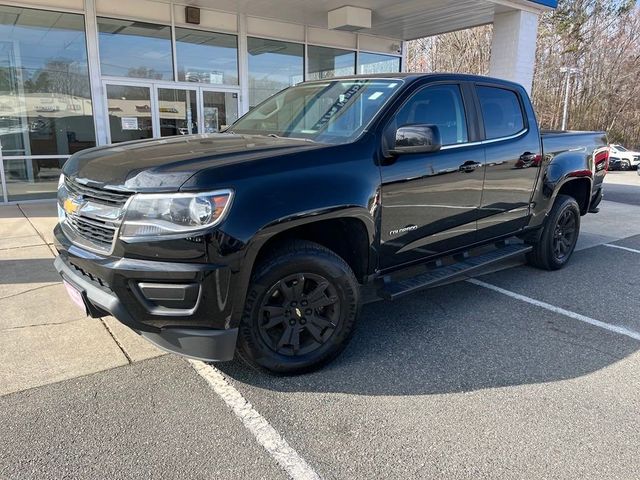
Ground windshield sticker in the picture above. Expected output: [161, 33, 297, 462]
[368, 92, 383, 100]
[310, 81, 365, 131]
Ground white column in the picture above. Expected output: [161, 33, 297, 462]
[85, 0, 109, 146]
[237, 13, 250, 115]
[489, 9, 539, 93]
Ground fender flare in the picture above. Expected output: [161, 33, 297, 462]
[227, 205, 377, 326]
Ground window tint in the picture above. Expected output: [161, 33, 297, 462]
[98, 17, 173, 80]
[247, 37, 304, 109]
[357, 53, 400, 74]
[307, 46, 356, 81]
[477, 86, 525, 139]
[175, 28, 238, 85]
[0, 5, 96, 201]
[394, 84, 468, 145]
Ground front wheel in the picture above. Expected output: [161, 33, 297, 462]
[620, 160, 631, 171]
[527, 194, 581, 270]
[237, 240, 360, 374]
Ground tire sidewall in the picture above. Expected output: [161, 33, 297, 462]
[543, 195, 581, 269]
[238, 249, 360, 373]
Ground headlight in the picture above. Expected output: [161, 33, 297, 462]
[120, 189, 233, 240]
[57, 174, 66, 223]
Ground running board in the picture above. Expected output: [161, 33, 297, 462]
[379, 243, 532, 301]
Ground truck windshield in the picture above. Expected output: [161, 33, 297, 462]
[229, 79, 403, 144]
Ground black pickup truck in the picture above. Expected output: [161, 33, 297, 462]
[53, 74, 608, 373]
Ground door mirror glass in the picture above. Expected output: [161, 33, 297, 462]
[391, 124, 442, 154]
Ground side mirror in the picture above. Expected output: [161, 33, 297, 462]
[390, 124, 442, 155]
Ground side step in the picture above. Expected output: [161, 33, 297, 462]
[379, 243, 532, 301]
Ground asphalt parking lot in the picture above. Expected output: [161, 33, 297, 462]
[1, 172, 639, 480]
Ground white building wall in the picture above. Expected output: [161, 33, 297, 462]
[489, 9, 539, 93]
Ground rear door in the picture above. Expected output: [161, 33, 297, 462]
[474, 83, 542, 241]
[379, 82, 485, 269]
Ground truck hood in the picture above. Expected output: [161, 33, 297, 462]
[63, 133, 324, 191]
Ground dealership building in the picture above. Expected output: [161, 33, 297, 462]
[0, 0, 556, 203]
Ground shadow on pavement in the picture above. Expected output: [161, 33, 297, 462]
[0, 258, 60, 285]
[218, 280, 638, 396]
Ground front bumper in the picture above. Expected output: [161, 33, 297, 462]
[53, 226, 238, 362]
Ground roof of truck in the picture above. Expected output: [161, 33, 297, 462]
[306, 72, 526, 90]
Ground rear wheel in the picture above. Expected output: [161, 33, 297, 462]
[527, 194, 580, 270]
[237, 240, 360, 374]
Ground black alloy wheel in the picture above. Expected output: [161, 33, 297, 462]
[257, 273, 340, 356]
[526, 194, 581, 270]
[237, 240, 360, 374]
[552, 209, 578, 262]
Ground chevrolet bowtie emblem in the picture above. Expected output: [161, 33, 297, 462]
[63, 196, 83, 215]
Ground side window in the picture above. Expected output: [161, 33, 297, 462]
[393, 84, 468, 146]
[476, 86, 525, 140]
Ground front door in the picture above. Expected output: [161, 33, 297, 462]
[103, 81, 240, 143]
[379, 83, 484, 269]
[157, 87, 198, 137]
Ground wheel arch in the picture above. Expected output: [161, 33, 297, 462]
[555, 177, 592, 215]
[228, 208, 377, 326]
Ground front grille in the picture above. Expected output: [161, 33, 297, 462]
[65, 177, 131, 207]
[62, 177, 133, 254]
[66, 214, 117, 250]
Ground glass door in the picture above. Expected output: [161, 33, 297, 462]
[157, 87, 198, 137]
[102, 82, 240, 144]
[201, 90, 239, 133]
[104, 83, 154, 143]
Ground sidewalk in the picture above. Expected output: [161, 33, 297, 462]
[0, 202, 163, 396]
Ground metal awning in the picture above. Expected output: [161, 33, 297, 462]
[191, 0, 555, 40]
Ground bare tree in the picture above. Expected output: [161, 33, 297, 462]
[407, 1, 640, 149]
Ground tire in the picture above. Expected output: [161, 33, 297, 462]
[236, 240, 360, 374]
[526, 194, 581, 271]
[620, 160, 630, 171]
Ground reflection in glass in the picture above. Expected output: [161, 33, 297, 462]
[247, 37, 304, 108]
[307, 45, 355, 81]
[203, 91, 238, 133]
[158, 88, 198, 137]
[98, 17, 173, 80]
[0, 5, 96, 201]
[231, 79, 402, 144]
[106, 85, 153, 143]
[176, 28, 238, 85]
[358, 53, 401, 74]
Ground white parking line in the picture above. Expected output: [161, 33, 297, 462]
[467, 278, 640, 341]
[603, 244, 640, 254]
[189, 360, 321, 480]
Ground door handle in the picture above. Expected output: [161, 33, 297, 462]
[459, 161, 482, 173]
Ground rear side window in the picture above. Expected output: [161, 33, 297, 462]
[477, 86, 525, 140]
[393, 84, 468, 146]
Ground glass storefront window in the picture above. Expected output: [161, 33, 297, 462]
[0, 5, 96, 201]
[247, 37, 303, 108]
[158, 88, 198, 137]
[307, 45, 355, 81]
[106, 85, 153, 143]
[98, 17, 173, 80]
[175, 28, 238, 86]
[358, 52, 401, 74]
